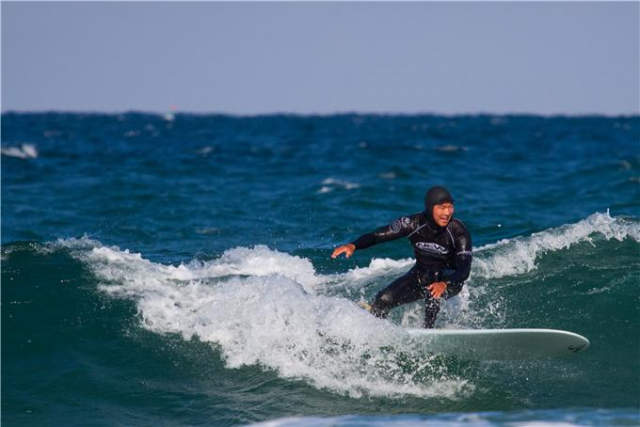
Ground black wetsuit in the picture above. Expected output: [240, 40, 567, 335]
[351, 213, 472, 328]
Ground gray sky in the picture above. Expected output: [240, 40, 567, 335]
[2, 1, 639, 115]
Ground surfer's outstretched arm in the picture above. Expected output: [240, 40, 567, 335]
[332, 219, 414, 259]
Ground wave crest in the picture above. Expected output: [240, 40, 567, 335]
[51, 212, 638, 397]
[473, 211, 640, 279]
[57, 238, 469, 399]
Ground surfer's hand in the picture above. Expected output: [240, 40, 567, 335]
[331, 244, 355, 259]
[428, 281, 448, 299]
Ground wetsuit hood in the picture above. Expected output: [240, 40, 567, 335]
[424, 186, 454, 231]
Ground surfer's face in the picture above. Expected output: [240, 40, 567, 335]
[432, 203, 454, 227]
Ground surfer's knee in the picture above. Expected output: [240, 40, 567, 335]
[370, 298, 389, 318]
[370, 305, 389, 319]
[370, 290, 394, 318]
[377, 289, 395, 305]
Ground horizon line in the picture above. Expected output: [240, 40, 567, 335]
[3, 109, 639, 119]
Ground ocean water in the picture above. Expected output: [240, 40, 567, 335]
[2, 113, 639, 426]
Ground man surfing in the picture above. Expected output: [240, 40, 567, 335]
[331, 186, 472, 328]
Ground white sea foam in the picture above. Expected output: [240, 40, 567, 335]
[247, 411, 628, 427]
[58, 238, 469, 399]
[473, 211, 640, 279]
[55, 212, 638, 398]
[341, 257, 414, 283]
[317, 178, 361, 194]
[1, 143, 38, 159]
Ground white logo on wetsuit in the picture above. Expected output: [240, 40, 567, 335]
[390, 217, 412, 233]
[415, 242, 449, 255]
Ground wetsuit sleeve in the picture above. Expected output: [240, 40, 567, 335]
[444, 223, 473, 286]
[350, 216, 415, 250]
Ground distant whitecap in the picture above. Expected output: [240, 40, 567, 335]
[435, 145, 468, 153]
[318, 178, 361, 193]
[1, 143, 38, 159]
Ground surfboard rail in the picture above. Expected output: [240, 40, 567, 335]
[404, 328, 590, 360]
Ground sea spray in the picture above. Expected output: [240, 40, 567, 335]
[60, 239, 471, 399]
[50, 212, 640, 398]
[473, 211, 640, 279]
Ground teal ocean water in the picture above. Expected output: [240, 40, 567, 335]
[2, 113, 639, 426]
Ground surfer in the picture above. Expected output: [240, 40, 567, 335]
[331, 186, 472, 328]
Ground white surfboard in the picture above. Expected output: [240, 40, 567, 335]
[405, 328, 590, 360]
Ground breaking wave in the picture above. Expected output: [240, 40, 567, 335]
[46, 212, 639, 398]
